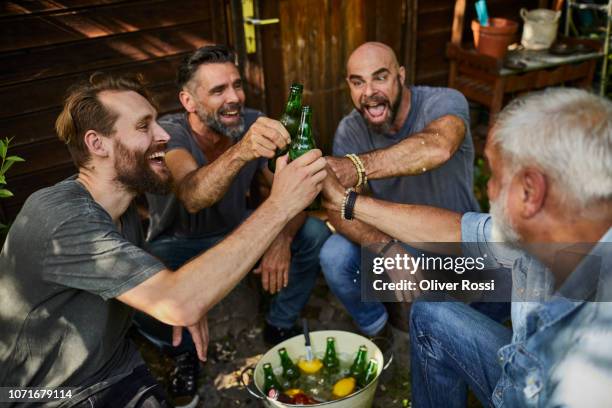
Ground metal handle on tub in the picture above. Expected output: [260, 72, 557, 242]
[369, 336, 394, 371]
[240, 364, 265, 400]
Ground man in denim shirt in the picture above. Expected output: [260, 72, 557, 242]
[321, 88, 612, 407]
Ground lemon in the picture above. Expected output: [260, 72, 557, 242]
[284, 388, 303, 397]
[332, 377, 356, 398]
[297, 358, 323, 374]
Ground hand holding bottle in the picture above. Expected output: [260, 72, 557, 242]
[268, 150, 327, 220]
[238, 117, 290, 161]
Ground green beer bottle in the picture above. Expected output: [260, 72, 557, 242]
[278, 347, 300, 382]
[262, 362, 283, 395]
[289, 105, 321, 210]
[349, 345, 368, 380]
[359, 358, 378, 387]
[268, 83, 303, 172]
[323, 337, 340, 373]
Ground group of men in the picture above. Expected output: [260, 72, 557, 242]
[0, 40, 610, 408]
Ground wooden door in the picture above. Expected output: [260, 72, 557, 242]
[232, 0, 418, 155]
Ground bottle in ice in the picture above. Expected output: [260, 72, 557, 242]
[268, 83, 303, 172]
[349, 345, 368, 381]
[359, 358, 379, 388]
[278, 347, 300, 386]
[263, 362, 283, 396]
[323, 337, 340, 374]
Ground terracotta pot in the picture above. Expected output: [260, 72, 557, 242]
[472, 18, 519, 59]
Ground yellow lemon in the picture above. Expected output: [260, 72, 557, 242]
[297, 358, 323, 374]
[332, 377, 356, 398]
[284, 388, 303, 397]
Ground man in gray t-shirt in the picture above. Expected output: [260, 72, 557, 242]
[140, 45, 330, 403]
[320, 42, 480, 336]
[0, 73, 326, 407]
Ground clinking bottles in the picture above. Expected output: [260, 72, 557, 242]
[289, 105, 320, 210]
[269, 83, 303, 172]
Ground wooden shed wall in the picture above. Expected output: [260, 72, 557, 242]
[0, 0, 228, 223]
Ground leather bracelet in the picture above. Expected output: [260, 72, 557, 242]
[340, 188, 354, 220]
[344, 189, 358, 220]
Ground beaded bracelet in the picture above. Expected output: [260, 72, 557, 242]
[345, 153, 367, 188]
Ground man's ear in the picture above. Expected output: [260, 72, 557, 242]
[179, 90, 196, 113]
[519, 167, 547, 218]
[83, 130, 109, 159]
[398, 66, 406, 86]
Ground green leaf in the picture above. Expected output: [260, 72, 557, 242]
[0, 140, 6, 160]
[0, 174, 5, 184]
[0, 189, 13, 198]
[6, 155, 24, 163]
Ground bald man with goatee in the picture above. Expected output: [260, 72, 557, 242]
[319, 42, 482, 337]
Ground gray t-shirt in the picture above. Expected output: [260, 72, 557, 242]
[334, 86, 480, 213]
[147, 109, 265, 241]
[0, 178, 164, 399]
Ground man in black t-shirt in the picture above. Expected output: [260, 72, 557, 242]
[0, 73, 326, 407]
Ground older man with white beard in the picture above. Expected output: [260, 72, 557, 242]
[321, 87, 612, 407]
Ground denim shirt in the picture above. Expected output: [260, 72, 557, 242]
[461, 212, 612, 407]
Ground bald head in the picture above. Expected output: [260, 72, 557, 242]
[345, 42, 406, 133]
[347, 42, 399, 74]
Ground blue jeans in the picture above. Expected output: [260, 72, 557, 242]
[319, 233, 388, 336]
[134, 216, 330, 351]
[409, 299, 512, 408]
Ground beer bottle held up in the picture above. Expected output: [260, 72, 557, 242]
[268, 83, 303, 172]
[289, 105, 321, 210]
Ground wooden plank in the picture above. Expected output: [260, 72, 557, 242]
[0, 0, 213, 53]
[0, 22, 213, 87]
[0, 54, 188, 120]
[0, 1, 129, 18]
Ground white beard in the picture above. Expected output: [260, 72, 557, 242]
[490, 185, 522, 244]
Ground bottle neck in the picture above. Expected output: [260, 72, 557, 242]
[285, 90, 302, 116]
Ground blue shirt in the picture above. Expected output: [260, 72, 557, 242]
[461, 212, 612, 407]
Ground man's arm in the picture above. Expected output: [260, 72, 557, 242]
[253, 167, 307, 293]
[117, 150, 327, 326]
[169, 117, 290, 213]
[328, 114, 465, 187]
[322, 168, 461, 245]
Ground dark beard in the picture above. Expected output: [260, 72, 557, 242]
[362, 77, 404, 134]
[113, 140, 172, 195]
[196, 103, 245, 140]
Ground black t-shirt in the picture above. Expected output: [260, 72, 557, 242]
[0, 178, 164, 403]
